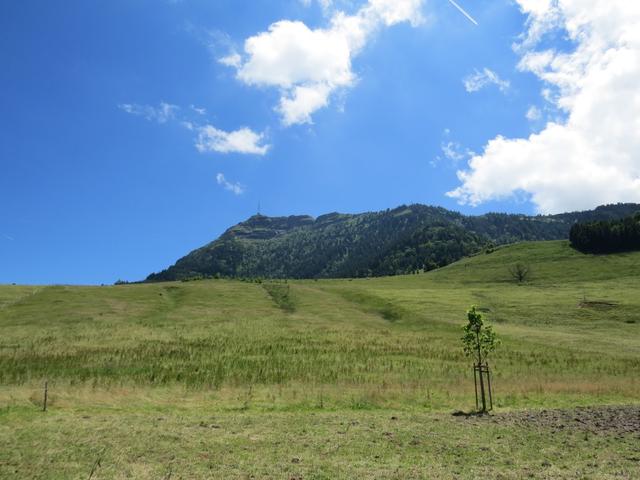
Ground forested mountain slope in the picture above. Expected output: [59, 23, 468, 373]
[146, 203, 640, 281]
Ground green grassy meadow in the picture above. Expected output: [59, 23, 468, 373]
[1, 241, 639, 478]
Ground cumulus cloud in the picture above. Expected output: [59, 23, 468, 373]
[449, 1, 640, 214]
[216, 173, 245, 195]
[196, 126, 270, 155]
[119, 102, 178, 123]
[222, 0, 425, 125]
[463, 68, 510, 93]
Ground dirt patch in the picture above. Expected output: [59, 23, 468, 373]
[456, 406, 640, 436]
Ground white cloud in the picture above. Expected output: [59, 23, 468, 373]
[300, 0, 333, 11]
[218, 53, 242, 68]
[441, 141, 468, 162]
[119, 102, 269, 156]
[216, 173, 245, 195]
[432, 130, 474, 167]
[512, 0, 563, 52]
[196, 126, 270, 155]
[526, 105, 542, 121]
[223, 0, 425, 125]
[119, 102, 178, 123]
[463, 68, 510, 93]
[279, 84, 332, 126]
[190, 105, 207, 115]
[237, 20, 355, 89]
[449, 0, 640, 214]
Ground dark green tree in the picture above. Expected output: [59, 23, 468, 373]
[570, 212, 640, 253]
[509, 262, 531, 283]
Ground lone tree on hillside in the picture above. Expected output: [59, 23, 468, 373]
[509, 262, 530, 283]
[462, 306, 499, 413]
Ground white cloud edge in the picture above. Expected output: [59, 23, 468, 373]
[525, 105, 541, 121]
[300, 0, 333, 12]
[196, 126, 270, 156]
[216, 173, 245, 195]
[120, 102, 269, 156]
[118, 102, 179, 124]
[463, 68, 510, 93]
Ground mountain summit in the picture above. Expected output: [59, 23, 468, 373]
[146, 203, 640, 281]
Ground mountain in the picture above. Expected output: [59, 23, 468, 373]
[146, 203, 640, 281]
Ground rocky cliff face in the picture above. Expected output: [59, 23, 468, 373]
[222, 215, 316, 240]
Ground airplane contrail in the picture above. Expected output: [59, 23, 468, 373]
[447, 0, 479, 26]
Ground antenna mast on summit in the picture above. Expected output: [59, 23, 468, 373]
[257, 201, 261, 216]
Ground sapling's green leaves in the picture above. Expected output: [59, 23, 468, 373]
[461, 305, 499, 364]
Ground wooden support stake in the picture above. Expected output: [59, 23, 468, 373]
[473, 364, 494, 413]
[478, 365, 487, 413]
[88, 456, 101, 479]
[164, 465, 173, 480]
[486, 366, 494, 411]
[43, 381, 48, 412]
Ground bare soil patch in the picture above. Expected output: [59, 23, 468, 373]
[456, 406, 640, 436]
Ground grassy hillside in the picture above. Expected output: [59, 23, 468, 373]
[1, 241, 639, 478]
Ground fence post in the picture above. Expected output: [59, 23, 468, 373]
[43, 381, 48, 412]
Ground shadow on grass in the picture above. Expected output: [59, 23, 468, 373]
[452, 410, 492, 418]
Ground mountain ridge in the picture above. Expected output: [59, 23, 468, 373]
[146, 203, 640, 282]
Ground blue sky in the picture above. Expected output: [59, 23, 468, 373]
[2, 0, 639, 284]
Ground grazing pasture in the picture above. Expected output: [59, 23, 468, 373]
[1, 241, 639, 478]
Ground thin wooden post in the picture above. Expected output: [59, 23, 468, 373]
[164, 465, 173, 480]
[473, 366, 479, 410]
[43, 381, 48, 412]
[486, 365, 493, 411]
[478, 364, 487, 412]
[473, 364, 493, 413]
[88, 456, 101, 479]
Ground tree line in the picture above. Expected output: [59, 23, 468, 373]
[570, 213, 640, 253]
